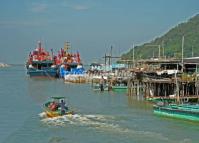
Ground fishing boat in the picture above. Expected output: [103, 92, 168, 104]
[26, 41, 58, 77]
[112, 83, 127, 92]
[43, 97, 74, 118]
[153, 71, 199, 122]
[153, 103, 199, 122]
[146, 97, 175, 103]
[111, 77, 128, 92]
[54, 42, 86, 80]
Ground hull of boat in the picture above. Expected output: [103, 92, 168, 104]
[59, 65, 85, 78]
[26, 60, 58, 78]
[146, 97, 175, 103]
[27, 69, 57, 77]
[112, 86, 127, 92]
[45, 110, 74, 118]
[153, 104, 199, 122]
[46, 110, 60, 118]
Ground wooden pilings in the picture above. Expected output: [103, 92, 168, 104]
[128, 76, 199, 102]
[128, 79, 144, 96]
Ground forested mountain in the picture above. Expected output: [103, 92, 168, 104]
[121, 14, 199, 60]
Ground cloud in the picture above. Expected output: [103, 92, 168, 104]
[31, 3, 48, 13]
[61, 1, 90, 11]
[72, 5, 89, 11]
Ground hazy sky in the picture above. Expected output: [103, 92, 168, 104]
[0, 0, 199, 64]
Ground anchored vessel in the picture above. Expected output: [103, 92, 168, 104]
[26, 41, 58, 77]
[54, 42, 86, 82]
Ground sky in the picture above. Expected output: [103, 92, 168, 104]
[0, 0, 199, 64]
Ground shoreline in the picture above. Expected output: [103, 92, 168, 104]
[0, 63, 9, 68]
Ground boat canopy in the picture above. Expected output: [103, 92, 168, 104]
[51, 96, 66, 100]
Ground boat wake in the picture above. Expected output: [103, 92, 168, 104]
[39, 112, 118, 129]
[38, 112, 189, 143]
[39, 112, 117, 127]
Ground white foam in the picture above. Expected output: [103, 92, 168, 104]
[40, 113, 118, 129]
[38, 112, 47, 118]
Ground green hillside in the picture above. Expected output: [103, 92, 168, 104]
[121, 14, 199, 60]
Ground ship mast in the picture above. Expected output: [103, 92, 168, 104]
[64, 41, 70, 54]
[38, 41, 42, 54]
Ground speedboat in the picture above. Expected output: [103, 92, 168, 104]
[43, 97, 74, 118]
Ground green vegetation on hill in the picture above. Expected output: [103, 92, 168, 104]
[121, 14, 199, 60]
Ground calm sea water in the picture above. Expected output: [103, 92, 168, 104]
[0, 66, 199, 143]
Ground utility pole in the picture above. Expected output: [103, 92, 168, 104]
[132, 44, 135, 68]
[162, 41, 165, 60]
[146, 44, 161, 59]
[104, 53, 107, 66]
[153, 50, 154, 59]
[181, 36, 184, 72]
[158, 45, 161, 59]
[192, 46, 194, 57]
[109, 45, 113, 66]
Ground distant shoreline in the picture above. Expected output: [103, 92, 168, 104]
[0, 63, 10, 68]
[9, 64, 24, 66]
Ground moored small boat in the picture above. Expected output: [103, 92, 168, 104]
[112, 84, 128, 92]
[153, 103, 199, 122]
[146, 97, 175, 103]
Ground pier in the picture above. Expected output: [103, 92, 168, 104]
[126, 57, 199, 103]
